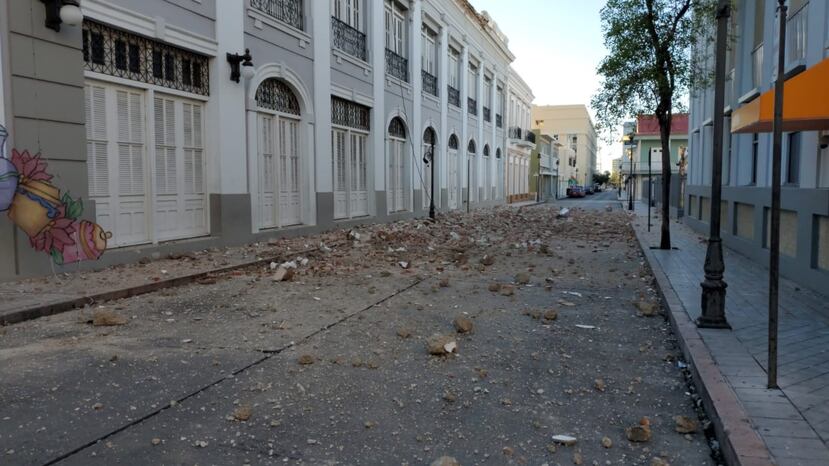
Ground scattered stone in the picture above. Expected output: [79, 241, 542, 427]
[499, 285, 515, 296]
[546, 443, 557, 453]
[364, 420, 377, 429]
[272, 267, 294, 282]
[674, 415, 698, 434]
[453, 316, 474, 333]
[193, 440, 208, 448]
[427, 335, 458, 355]
[92, 402, 104, 411]
[297, 354, 315, 365]
[502, 446, 514, 456]
[543, 309, 559, 321]
[552, 435, 578, 446]
[601, 436, 613, 448]
[650, 457, 670, 466]
[232, 405, 252, 422]
[430, 456, 460, 466]
[480, 255, 495, 266]
[443, 391, 457, 403]
[626, 418, 652, 442]
[488, 283, 501, 292]
[636, 300, 659, 317]
[439, 277, 450, 287]
[573, 452, 583, 465]
[399, 261, 410, 269]
[515, 272, 531, 284]
[397, 328, 412, 339]
[594, 378, 606, 392]
[151, 438, 161, 446]
[92, 310, 127, 327]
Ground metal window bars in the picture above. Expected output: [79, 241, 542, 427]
[468, 97, 477, 116]
[82, 19, 210, 96]
[496, 113, 503, 128]
[447, 85, 460, 107]
[331, 96, 370, 131]
[385, 48, 409, 82]
[331, 16, 367, 61]
[250, 0, 304, 31]
[483, 106, 491, 122]
[422, 70, 438, 97]
[255, 78, 301, 115]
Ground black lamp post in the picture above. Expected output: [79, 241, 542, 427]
[697, 0, 731, 329]
[627, 132, 635, 211]
[423, 137, 436, 220]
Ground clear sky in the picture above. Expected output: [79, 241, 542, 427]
[470, 0, 620, 172]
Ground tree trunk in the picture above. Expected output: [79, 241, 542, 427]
[657, 114, 672, 250]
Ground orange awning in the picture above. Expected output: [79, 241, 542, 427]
[731, 57, 829, 133]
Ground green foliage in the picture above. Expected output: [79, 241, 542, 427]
[593, 172, 612, 185]
[591, 0, 718, 143]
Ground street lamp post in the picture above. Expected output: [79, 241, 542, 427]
[767, 0, 788, 389]
[697, 0, 731, 329]
[627, 132, 635, 211]
[429, 139, 436, 220]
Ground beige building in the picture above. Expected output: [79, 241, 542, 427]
[531, 105, 597, 186]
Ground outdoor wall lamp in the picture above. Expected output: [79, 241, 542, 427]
[41, 0, 83, 32]
[227, 49, 255, 83]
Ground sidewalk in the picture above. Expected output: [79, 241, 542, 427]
[632, 205, 829, 465]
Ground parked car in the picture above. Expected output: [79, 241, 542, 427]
[585, 186, 595, 195]
[567, 186, 586, 198]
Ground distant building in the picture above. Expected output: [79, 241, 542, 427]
[531, 105, 598, 187]
[530, 131, 559, 201]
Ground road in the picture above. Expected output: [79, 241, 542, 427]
[0, 205, 715, 465]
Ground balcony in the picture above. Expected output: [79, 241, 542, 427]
[786, 2, 808, 66]
[483, 106, 491, 122]
[331, 17, 366, 61]
[422, 70, 438, 97]
[508, 126, 522, 139]
[251, 0, 304, 30]
[448, 85, 460, 107]
[385, 48, 408, 82]
[525, 131, 536, 144]
[468, 97, 477, 116]
[496, 113, 502, 128]
[752, 44, 763, 89]
[508, 126, 535, 149]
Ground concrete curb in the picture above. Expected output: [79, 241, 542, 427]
[0, 247, 319, 326]
[631, 225, 775, 466]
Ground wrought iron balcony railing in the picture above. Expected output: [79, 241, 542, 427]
[483, 106, 491, 122]
[385, 48, 408, 82]
[468, 97, 477, 115]
[496, 114, 502, 128]
[422, 70, 438, 97]
[448, 85, 460, 107]
[525, 131, 536, 144]
[331, 17, 366, 61]
[251, 0, 304, 31]
[508, 126, 522, 140]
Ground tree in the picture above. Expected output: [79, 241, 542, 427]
[591, 0, 714, 249]
[593, 171, 611, 186]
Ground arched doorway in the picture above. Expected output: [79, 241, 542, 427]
[255, 78, 302, 228]
[467, 139, 477, 203]
[496, 148, 504, 199]
[422, 127, 436, 209]
[387, 117, 408, 213]
[448, 134, 459, 209]
[483, 144, 491, 201]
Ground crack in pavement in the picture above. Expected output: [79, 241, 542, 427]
[42, 277, 425, 466]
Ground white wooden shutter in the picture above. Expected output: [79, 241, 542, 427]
[259, 115, 276, 228]
[114, 88, 148, 245]
[85, 85, 109, 198]
[333, 129, 348, 219]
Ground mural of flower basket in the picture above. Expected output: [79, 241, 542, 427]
[0, 124, 110, 265]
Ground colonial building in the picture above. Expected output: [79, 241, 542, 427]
[0, 0, 534, 281]
[687, 0, 829, 292]
[505, 69, 535, 203]
[530, 131, 558, 201]
[531, 104, 597, 187]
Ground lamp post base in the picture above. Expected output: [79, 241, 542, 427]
[698, 279, 730, 329]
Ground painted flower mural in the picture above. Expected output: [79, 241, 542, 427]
[0, 123, 110, 264]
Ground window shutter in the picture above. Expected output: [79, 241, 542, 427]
[85, 85, 110, 197]
[754, 0, 766, 48]
[154, 97, 177, 194]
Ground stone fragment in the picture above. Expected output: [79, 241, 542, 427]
[430, 456, 460, 466]
[397, 328, 412, 339]
[443, 391, 457, 403]
[650, 457, 669, 466]
[488, 283, 501, 292]
[453, 316, 474, 333]
[297, 354, 315, 365]
[151, 438, 161, 446]
[515, 272, 531, 284]
[272, 267, 294, 282]
[573, 452, 583, 465]
[499, 285, 515, 296]
[601, 436, 612, 448]
[92, 310, 127, 327]
[502, 446, 514, 456]
[543, 309, 559, 321]
[625, 418, 652, 442]
[552, 434, 578, 446]
[92, 402, 104, 410]
[636, 300, 659, 316]
[594, 378, 606, 392]
[427, 335, 457, 355]
[674, 415, 698, 434]
[193, 440, 208, 448]
[232, 405, 252, 422]
[480, 255, 495, 266]
[439, 277, 450, 288]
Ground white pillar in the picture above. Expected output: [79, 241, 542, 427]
[372, 0, 386, 199]
[490, 68, 498, 200]
[411, 0, 423, 209]
[213, 1, 246, 194]
[312, 0, 332, 193]
[438, 21, 449, 207]
[460, 43, 469, 193]
[476, 55, 484, 201]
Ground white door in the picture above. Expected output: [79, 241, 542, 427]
[497, 157, 504, 199]
[258, 114, 277, 228]
[350, 133, 368, 216]
[469, 155, 477, 202]
[388, 138, 405, 212]
[448, 149, 458, 209]
[484, 157, 491, 200]
[154, 95, 206, 241]
[422, 143, 432, 209]
[278, 118, 301, 226]
[85, 83, 149, 247]
[332, 129, 348, 219]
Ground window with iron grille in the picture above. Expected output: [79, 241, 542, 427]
[467, 140, 476, 154]
[332, 96, 370, 131]
[448, 85, 460, 107]
[468, 97, 477, 116]
[448, 134, 459, 150]
[255, 79, 300, 115]
[385, 48, 409, 82]
[82, 20, 209, 96]
[388, 117, 406, 139]
[332, 16, 367, 61]
[422, 70, 438, 97]
[250, 0, 304, 30]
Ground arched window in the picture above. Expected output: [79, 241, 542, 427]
[255, 78, 300, 115]
[388, 117, 406, 139]
[423, 127, 436, 145]
[496, 148, 502, 158]
[468, 140, 476, 154]
[448, 134, 459, 150]
[483, 144, 490, 157]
